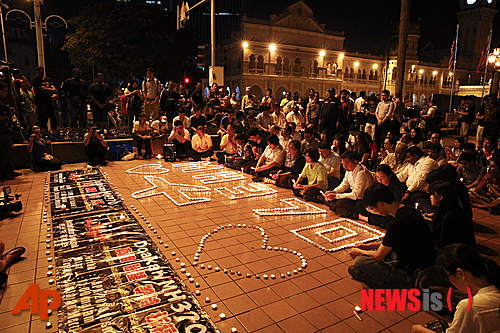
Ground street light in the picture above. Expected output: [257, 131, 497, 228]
[319, 50, 326, 57]
[242, 41, 248, 48]
[354, 61, 359, 67]
[418, 69, 424, 74]
[372, 64, 378, 69]
[269, 43, 277, 52]
[432, 70, 438, 75]
[5, 1, 67, 71]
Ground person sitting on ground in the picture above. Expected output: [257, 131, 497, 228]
[189, 105, 207, 132]
[408, 127, 424, 148]
[353, 131, 372, 168]
[173, 107, 190, 131]
[217, 124, 237, 164]
[28, 125, 63, 171]
[292, 148, 328, 202]
[445, 136, 465, 162]
[272, 106, 286, 130]
[266, 140, 306, 189]
[301, 126, 319, 152]
[477, 136, 497, 167]
[244, 128, 268, 173]
[279, 125, 293, 153]
[411, 244, 500, 333]
[428, 180, 476, 249]
[428, 143, 448, 167]
[132, 113, 152, 159]
[187, 125, 213, 161]
[358, 164, 406, 228]
[397, 146, 437, 211]
[220, 108, 236, 134]
[379, 136, 397, 170]
[332, 134, 347, 156]
[324, 150, 375, 218]
[348, 183, 435, 289]
[256, 105, 273, 133]
[168, 120, 191, 158]
[457, 151, 486, 189]
[252, 134, 285, 182]
[289, 121, 302, 141]
[269, 124, 280, 137]
[318, 141, 341, 189]
[151, 116, 170, 143]
[286, 104, 306, 133]
[470, 150, 500, 214]
[393, 141, 408, 173]
[83, 126, 108, 166]
[225, 133, 255, 171]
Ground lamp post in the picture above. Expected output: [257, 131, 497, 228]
[5, 0, 67, 72]
[488, 48, 500, 96]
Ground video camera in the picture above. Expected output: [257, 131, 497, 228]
[0, 186, 22, 218]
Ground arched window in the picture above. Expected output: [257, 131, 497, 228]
[424, 75, 428, 84]
[249, 54, 256, 71]
[345, 67, 349, 78]
[357, 69, 362, 80]
[362, 69, 367, 80]
[312, 60, 319, 76]
[276, 56, 283, 74]
[283, 58, 290, 74]
[369, 70, 374, 80]
[293, 58, 302, 75]
[374, 70, 378, 80]
[293, 91, 300, 100]
[350, 67, 354, 78]
[257, 55, 264, 71]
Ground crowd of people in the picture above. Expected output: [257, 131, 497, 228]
[1, 62, 499, 331]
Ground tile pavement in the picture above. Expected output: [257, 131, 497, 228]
[0, 158, 498, 333]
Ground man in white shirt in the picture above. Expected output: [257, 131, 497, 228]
[286, 105, 306, 131]
[173, 108, 190, 131]
[187, 125, 213, 161]
[318, 141, 341, 189]
[132, 113, 152, 159]
[375, 89, 394, 146]
[256, 106, 274, 132]
[354, 91, 367, 114]
[241, 86, 258, 114]
[396, 146, 437, 211]
[252, 134, 285, 182]
[168, 120, 191, 158]
[324, 150, 375, 218]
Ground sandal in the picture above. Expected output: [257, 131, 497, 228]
[1, 246, 26, 259]
[1, 247, 26, 272]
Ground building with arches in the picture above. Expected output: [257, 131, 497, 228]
[220, 0, 497, 106]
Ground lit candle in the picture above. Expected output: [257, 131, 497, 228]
[119, 214, 126, 222]
[60, 204, 66, 211]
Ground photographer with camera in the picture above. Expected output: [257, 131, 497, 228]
[32, 67, 57, 130]
[28, 125, 62, 172]
[83, 126, 108, 166]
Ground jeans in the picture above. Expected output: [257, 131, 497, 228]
[69, 101, 87, 128]
[349, 254, 414, 289]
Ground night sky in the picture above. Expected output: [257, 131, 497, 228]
[9, 0, 500, 56]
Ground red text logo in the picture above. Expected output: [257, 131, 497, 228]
[11, 284, 61, 320]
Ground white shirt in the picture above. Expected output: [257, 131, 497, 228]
[191, 133, 212, 151]
[354, 96, 365, 113]
[396, 156, 437, 192]
[261, 144, 285, 167]
[151, 120, 168, 132]
[319, 152, 341, 179]
[447, 286, 500, 333]
[380, 152, 397, 170]
[169, 128, 190, 141]
[333, 163, 375, 200]
[173, 116, 190, 130]
[376, 100, 395, 121]
[286, 112, 306, 131]
[133, 121, 150, 134]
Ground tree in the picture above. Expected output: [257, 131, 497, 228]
[62, 2, 197, 84]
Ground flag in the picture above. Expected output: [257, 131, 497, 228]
[448, 25, 459, 71]
[476, 29, 492, 73]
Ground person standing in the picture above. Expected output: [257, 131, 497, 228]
[375, 89, 394, 147]
[483, 93, 499, 145]
[63, 68, 89, 128]
[280, 91, 295, 114]
[241, 86, 258, 115]
[306, 91, 321, 132]
[32, 67, 57, 130]
[124, 78, 143, 129]
[142, 68, 161, 121]
[89, 73, 112, 129]
[18, 77, 37, 129]
[319, 88, 340, 143]
[160, 81, 179, 122]
[0, 82, 16, 181]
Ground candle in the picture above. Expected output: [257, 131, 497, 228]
[241, 167, 244, 174]
[119, 214, 126, 222]
[60, 204, 66, 211]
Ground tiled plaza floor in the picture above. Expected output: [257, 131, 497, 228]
[0, 158, 499, 333]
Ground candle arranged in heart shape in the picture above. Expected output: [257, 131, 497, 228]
[193, 223, 307, 279]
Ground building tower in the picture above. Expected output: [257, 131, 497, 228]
[457, 0, 497, 68]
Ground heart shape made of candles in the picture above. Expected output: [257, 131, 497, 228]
[125, 163, 170, 175]
[192, 223, 307, 280]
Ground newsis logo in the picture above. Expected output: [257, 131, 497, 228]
[360, 288, 473, 312]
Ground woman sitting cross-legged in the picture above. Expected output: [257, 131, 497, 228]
[28, 125, 63, 172]
[265, 140, 306, 189]
[292, 148, 328, 202]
